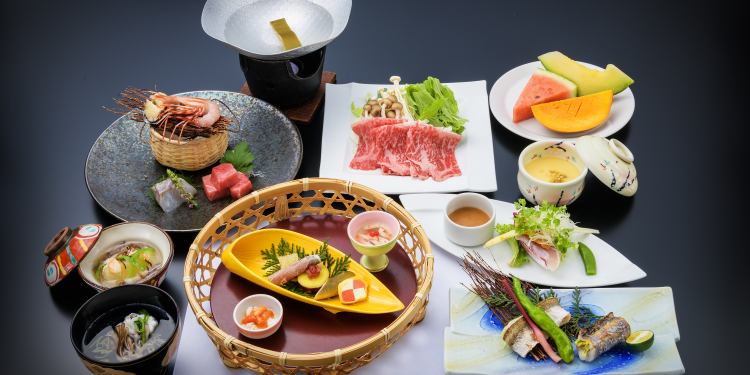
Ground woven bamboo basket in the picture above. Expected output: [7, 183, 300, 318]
[149, 128, 228, 171]
[184, 178, 433, 374]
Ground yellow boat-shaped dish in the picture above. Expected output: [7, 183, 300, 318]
[221, 228, 405, 314]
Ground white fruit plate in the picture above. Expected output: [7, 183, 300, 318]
[399, 194, 646, 287]
[489, 61, 635, 142]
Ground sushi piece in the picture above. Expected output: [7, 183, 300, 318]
[501, 297, 571, 358]
[202, 174, 229, 201]
[575, 312, 631, 362]
[151, 176, 197, 213]
[230, 172, 253, 199]
[267, 255, 321, 286]
[211, 163, 241, 190]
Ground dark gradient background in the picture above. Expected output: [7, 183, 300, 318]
[1, 1, 745, 373]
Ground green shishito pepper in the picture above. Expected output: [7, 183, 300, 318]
[511, 276, 574, 363]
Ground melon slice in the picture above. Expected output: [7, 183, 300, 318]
[531, 90, 613, 133]
[513, 69, 577, 123]
[539, 51, 634, 96]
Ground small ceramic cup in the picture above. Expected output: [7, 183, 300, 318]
[444, 193, 496, 247]
[517, 141, 588, 206]
[233, 294, 284, 339]
[347, 211, 400, 272]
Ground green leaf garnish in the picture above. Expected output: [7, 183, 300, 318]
[405, 76, 466, 134]
[221, 141, 255, 174]
[351, 102, 363, 118]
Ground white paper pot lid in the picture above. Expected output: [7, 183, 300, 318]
[575, 135, 639, 196]
[202, 0, 352, 61]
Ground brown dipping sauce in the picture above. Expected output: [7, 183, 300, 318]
[448, 207, 490, 227]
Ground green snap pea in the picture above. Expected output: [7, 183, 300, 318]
[512, 276, 574, 363]
[578, 242, 597, 275]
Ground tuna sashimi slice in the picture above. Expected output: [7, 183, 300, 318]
[517, 235, 561, 271]
[211, 163, 241, 190]
[230, 173, 253, 199]
[202, 174, 229, 202]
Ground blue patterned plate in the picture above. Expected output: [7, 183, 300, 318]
[445, 287, 684, 375]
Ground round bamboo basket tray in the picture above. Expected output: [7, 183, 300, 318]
[184, 178, 433, 374]
[149, 128, 228, 171]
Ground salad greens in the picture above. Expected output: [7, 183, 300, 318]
[405, 76, 466, 134]
[485, 199, 598, 254]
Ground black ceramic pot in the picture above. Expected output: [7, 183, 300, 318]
[239, 47, 326, 109]
[70, 285, 182, 375]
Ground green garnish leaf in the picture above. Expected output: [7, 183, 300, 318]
[351, 102, 363, 118]
[135, 309, 150, 345]
[405, 76, 466, 134]
[221, 141, 255, 175]
[507, 237, 529, 267]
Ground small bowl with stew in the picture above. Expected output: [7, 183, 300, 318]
[347, 211, 400, 272]
[70, 284, 182, 375]
[78, 222, 174, 292]
[444, 193, 496, 247]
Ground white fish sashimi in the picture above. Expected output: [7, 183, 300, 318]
[517, 235, 561, 271]
[152, 178, 197, 213]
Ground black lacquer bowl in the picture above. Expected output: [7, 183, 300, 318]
[86, 90, 303, 232]
[70, 285, 182, 375]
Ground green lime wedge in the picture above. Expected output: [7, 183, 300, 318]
[626, 330, 654, 352]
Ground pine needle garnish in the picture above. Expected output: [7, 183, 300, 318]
[561, 287, 601, 338]
[260, 238, 351, 297]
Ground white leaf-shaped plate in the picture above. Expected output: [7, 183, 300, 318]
[400, 194, 646, 287]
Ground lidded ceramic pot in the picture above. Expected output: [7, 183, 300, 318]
[43, 224, 103, 287]
[517, 136, 638, 206]
[575, 136, 638, 197]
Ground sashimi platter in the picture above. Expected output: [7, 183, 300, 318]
[40, 1, 686, 374]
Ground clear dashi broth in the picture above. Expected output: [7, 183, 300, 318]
[82, 303, 175, 364]
[94, 241, 163, 288]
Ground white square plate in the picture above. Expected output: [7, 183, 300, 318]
[320, 81, 497, 194]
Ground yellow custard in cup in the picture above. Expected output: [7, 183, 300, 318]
[517, 141, 588, 206]
[525, 156, 581, 183]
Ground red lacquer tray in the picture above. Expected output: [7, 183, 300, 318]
[209, 215, 417, 353]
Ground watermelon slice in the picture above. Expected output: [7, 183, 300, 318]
[513, 69, 577, 123]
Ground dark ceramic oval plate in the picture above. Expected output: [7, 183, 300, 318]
[85, 91, 302, 232]
[210, 215, 418, 354]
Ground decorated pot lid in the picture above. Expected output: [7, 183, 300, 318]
[575, 136, 638, 196]
[43, 224, 102, 287]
